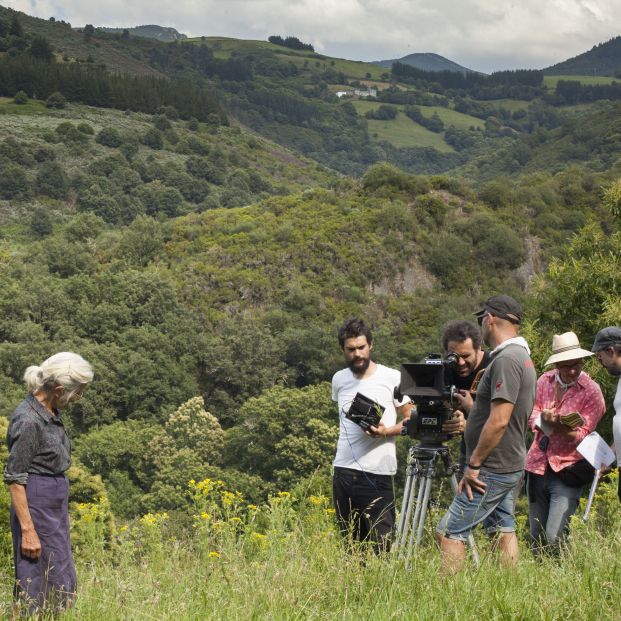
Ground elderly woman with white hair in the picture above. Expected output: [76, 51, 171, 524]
[4, 352, 93, 613]
[525, 332, 605, 555]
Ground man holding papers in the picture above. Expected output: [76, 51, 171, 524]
[525, 332, 606, 555]
[592, 327, 621, 501]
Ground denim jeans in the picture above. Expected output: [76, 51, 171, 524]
[332, 467, 395, 553]
[436, 469, 523, 542]
[527, 470, 583, 555]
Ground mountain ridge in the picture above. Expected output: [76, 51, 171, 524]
[373, 52, 480, 74]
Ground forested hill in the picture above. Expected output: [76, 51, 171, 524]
[374, 52, 478, 74]
[545, 35, 621, 76]
[4, 5, 621, 179]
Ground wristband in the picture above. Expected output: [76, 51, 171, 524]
[467, 463, 481, 470]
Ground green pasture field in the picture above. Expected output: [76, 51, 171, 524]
[544, 74, 620, 88]
[0, 97, 47, 115]
[485, 98, 531, 112]
[367, 112, 454, 151]
[187, 37, 386, 79]
[352, 100, 483, 132]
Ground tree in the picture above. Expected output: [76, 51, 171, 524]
[0, 163, 29, 199]
[30, 206, 53, 237]
[96, 127, 123, 148]
[35, 161, 69, 199]
[13, 90, 28, 105]
[83, 24, 95, 42]
[117, 216, 165, 266]
[29, 35, 54, 62]
[46, 92, 67, 109]
[142, 128, 163, 150]
[223, 383, 337, 488]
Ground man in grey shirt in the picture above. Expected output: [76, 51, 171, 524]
[436, 295, 536, 573]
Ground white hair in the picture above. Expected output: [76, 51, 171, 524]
[24, 352, 94, 396]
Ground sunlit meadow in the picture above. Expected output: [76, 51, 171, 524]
[2, 471, 621, 620]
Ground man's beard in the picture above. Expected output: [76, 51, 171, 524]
[348, 357, 370, 376]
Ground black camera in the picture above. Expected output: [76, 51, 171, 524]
[345, 392, 385, 431]
[395, 353, 458, 445]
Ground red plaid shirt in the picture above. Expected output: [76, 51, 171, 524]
[525, 370, 605, 474]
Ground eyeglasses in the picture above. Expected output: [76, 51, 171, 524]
[477, 314, 487, 327]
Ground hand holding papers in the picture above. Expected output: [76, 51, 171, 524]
[577, 432, 616, 470]
[577, 432, 616, 521]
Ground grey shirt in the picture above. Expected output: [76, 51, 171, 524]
[465, 343, 536, 473]
[4, 394, 71, 485]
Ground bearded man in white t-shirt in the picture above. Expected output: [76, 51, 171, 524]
[331, 318, 411, 552]
[592, 326, 621, 502]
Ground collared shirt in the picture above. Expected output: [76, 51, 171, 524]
[3, 394, 71, 485]
[525, 370, 606, 474]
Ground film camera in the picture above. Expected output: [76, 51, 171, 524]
[345, 392, 385, 431]
[395, 353, 459, 445]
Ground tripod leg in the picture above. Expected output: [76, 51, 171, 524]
[415, 473, 433, 548]
[395, 470, 417, 553]
[450, 473, 480, 567]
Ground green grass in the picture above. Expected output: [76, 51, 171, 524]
[367, 112, 455, 151]
[3, 479, 620, 620]
[0, 98, 48, 115]
[187, 36, 387, 80]
[544, 74, 620, 87]
[485, 98, 531, 112]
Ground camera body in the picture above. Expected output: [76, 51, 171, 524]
[345, 392, 385, 431]
[396, 353, 458, 445]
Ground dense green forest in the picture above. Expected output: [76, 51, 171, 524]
[0, 6, 620, 617]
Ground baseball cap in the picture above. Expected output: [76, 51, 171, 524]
[474, 295, 522, 325]
[591, 327, 621, 352]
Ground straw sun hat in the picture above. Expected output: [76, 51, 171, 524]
[544, 332, 594, 366]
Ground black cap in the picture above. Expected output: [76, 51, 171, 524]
[474, 295, 522, 325]
[591, 327, 621, 352]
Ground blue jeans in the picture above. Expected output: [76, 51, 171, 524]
[527, 470, 583, 555]
[436, 469, 523, 542]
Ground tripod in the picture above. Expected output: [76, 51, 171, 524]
[394, 444, 480, 568]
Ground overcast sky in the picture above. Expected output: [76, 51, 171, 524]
[5, 0, 621, 73]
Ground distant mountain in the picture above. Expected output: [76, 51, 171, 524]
[373, 52, 480, 74]
[545, 36, 621, 76]
[99, 24, 187, 42]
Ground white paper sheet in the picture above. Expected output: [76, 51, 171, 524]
[534, 413, 554, 437]
[577, 432, 616, 469]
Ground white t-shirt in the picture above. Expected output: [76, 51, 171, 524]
[612, 378, 621, 463]
[332, 364, 407, 475]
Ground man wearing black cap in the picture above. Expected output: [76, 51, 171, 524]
[592, 326, 621, 501]
[436, 295, 536, 573]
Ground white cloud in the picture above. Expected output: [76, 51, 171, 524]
[4, 0, 621, 72]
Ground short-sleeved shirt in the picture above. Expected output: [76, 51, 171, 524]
[332, 364, 407, 475]
[4, 394, 71, 485]
[525, 370, 606, 474]
[465, 343, 536, 473]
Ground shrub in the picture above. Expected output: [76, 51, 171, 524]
[13, 90, 28, 104]
[35, 161, 69, 199]
[142, 128, 163, 150]
[77, 122, 94, 135]
[153, 114, 171, 131]
[96, 127, 123, 148]
[45, 91, 67, 109]
[30, 206, 53, 237]
[0, 163, 30, 199]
